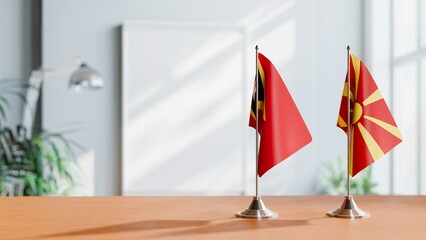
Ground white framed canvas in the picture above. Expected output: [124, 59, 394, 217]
[121, 21, 249, 195]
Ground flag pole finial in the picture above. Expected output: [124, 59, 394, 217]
[347, 45, 351, 51]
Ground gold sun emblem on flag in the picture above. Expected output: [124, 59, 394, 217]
[337, 53, 402, 176]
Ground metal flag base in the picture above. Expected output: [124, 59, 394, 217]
[327, 195, 370, 219]
[236, 196, 278, 219]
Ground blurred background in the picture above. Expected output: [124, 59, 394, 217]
[0, 0, 424, 196]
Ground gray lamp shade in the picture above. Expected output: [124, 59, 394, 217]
[69, 63, 104, 90]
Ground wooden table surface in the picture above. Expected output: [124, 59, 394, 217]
[1, 196, 425, 239]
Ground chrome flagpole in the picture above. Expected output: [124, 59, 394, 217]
[255, 45, 260, 199]
[327, 46, 369, 219]
[236, 45, 277, 219]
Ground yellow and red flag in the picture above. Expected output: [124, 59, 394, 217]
[249, 53, 312, 177]
[337, 53, 402, 176]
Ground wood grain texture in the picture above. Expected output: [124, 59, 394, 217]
[0, 196, 425, 239]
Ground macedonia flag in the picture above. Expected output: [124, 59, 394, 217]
[249, 53, 312, 177]
[337, 53, 402, 177]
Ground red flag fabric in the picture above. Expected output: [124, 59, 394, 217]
[337, 53, 402, 176]
[249, 53, 312, 177]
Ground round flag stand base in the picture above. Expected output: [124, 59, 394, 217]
[327, 195, 370, 219]
[236, 196, 278, 219]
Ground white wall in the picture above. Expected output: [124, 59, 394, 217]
[42, 0, 363, 195]
[364, 0, 393, 194]
[0, 0, 32, 127]
[365, 0, 426, 195]
[314, 1, 364, 192]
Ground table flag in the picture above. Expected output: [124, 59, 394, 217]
[337, 53, 402, 176]
[249, 53, 311, 177]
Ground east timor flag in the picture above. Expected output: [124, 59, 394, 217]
[249, 53, 312, 177]
[337, 53, 402, 176]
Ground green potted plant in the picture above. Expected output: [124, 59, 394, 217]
[318, 156, 379, 195]
[0, 79, 80, 196]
